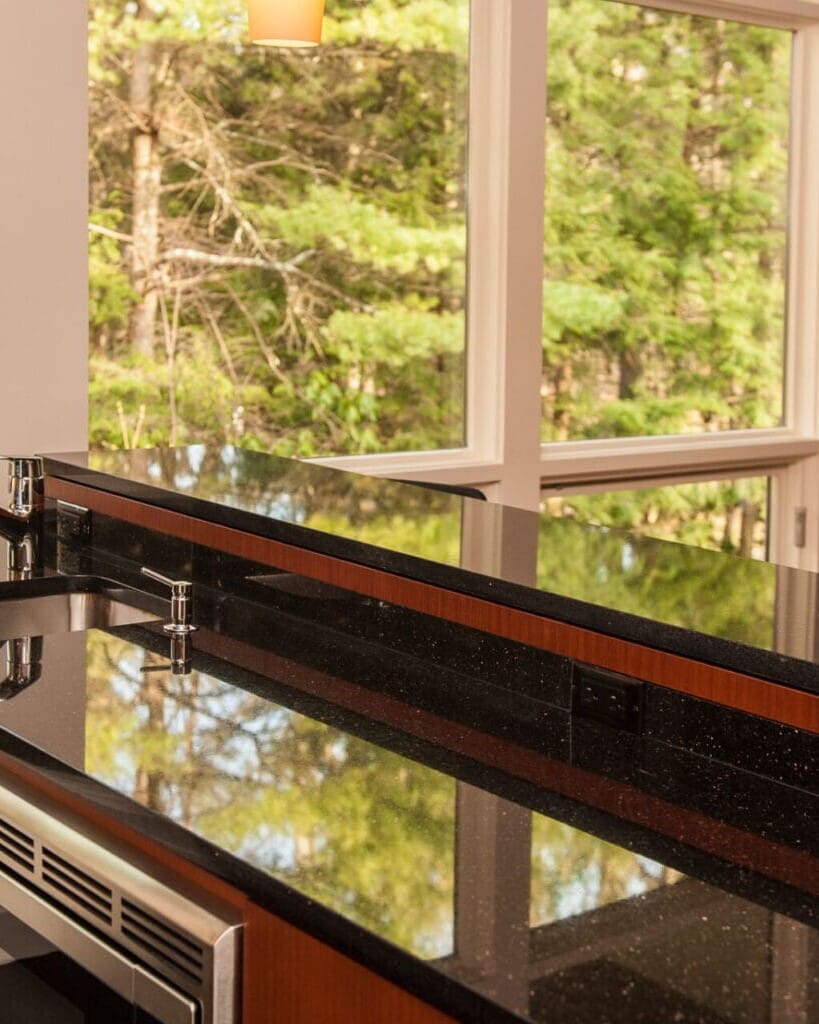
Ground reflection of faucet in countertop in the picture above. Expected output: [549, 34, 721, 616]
[0, 457, 44, 581]
[0, 457, 45, 696]
[0, 520, 40, 581]
[0, 456, 44, 523]
[0, 636, 42, 700]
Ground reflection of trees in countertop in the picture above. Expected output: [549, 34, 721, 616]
[85, 633, 456, 959]
[85, 632, 683, 965]
[537, 517, 776, 648]
[543, 477, 769, 562]
[529, 814, 680, 930]
[88, 443, 468, 563]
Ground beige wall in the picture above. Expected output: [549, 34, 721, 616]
[0, 1, 88, 456]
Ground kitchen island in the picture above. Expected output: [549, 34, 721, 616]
[0, 446, 816, 1022]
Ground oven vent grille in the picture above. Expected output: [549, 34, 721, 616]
[42, 847, 114, 927]
[0, 813, 205, 986]
[0, 815, 34, 873]
[122, 898, 206, 985]
[0, 783, 242, 1024]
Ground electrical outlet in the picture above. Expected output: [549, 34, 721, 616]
[56, 500, 92, 544]
[572, 663, 644, 732]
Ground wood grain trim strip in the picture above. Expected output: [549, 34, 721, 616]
[196, 629, 819, 899]
[46, 477, 819, 733]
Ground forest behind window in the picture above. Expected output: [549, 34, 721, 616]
[89, 0, 468, 456]
[542, 1, 791, 443]
[89, 1, 791, 560]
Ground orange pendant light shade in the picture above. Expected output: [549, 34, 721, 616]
[246, 0, 326, 47]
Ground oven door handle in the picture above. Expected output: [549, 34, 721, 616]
[0, 867, 197, 1024]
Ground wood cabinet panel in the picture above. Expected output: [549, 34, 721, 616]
[243, 905, 457, 1024]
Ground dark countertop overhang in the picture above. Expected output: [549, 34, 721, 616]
[40, 445, 819, 696]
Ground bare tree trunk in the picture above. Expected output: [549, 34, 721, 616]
[552, 361, 573, 441]
[128, 14, 161, 357]
[722, 504, 736, 551]
[740, 501, 760, 558]
[618, 347, 642, 400]
[134, 659, 166, 812]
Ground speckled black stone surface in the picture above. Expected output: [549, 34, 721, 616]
[43, 446, 819, 694]
[0, 515, 817, 1023]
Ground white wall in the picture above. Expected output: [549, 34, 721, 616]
[0, 0, 88, 455]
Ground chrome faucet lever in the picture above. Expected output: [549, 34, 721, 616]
[0, 457, 44, 522]
[140, 567, 197, 634]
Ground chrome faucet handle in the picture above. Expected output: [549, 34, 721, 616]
[0, 456, 44, 522]
[140, 567, 197, 634]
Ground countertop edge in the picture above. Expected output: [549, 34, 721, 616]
[43, 458, 819, 698]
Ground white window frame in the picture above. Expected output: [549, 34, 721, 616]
[313, 0, 819, 567]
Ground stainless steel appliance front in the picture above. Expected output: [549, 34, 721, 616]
[0, 775, 241, 1023]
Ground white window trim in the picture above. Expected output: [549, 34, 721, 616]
[617, 0, 819, 30]
[785, 23, 819, 439]
[314, 0, 548, 509]
[539, 431, 819, 487]
[314, 0, 819, 568]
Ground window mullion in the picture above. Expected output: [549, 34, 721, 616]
[466, 0, 547, 511]
[786, 25, 819, 439]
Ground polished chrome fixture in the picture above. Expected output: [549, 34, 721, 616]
[0, 583, 162, 700]
[0, 457, 44, 522]
[0, 774, 242, 1023]
[0, 587, 160, 640]
[0, 635, 42, 699]
[0, 521, 39, 581]
[139, 632, 193, 678]
[141, 568, 198, 634]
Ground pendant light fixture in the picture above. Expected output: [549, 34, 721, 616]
[246, 0, 326, 47]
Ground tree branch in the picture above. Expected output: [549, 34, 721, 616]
[158, 246, 313, 274]
[89, 222, 133, 244]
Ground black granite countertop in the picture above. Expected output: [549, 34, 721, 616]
[42, 446, 819, 695]
[0, 521, 817, 1023]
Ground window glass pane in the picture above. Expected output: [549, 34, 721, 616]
[89, 0, 468, 457]
[541, 475, 770, 560]
[542, 1, 791, 442]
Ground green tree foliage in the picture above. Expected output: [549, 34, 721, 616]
[530, 814, 679, 928]
[538, 1, 789, 555]
[535, 511, 776, 646]
[543, 1, 790, 443]
[89, 0, 467, 455]
[543, 476, 769, 559]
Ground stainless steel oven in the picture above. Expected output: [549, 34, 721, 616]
[0, 776, 241, 1023]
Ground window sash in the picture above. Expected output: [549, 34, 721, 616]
[314, 0, 819, 571]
